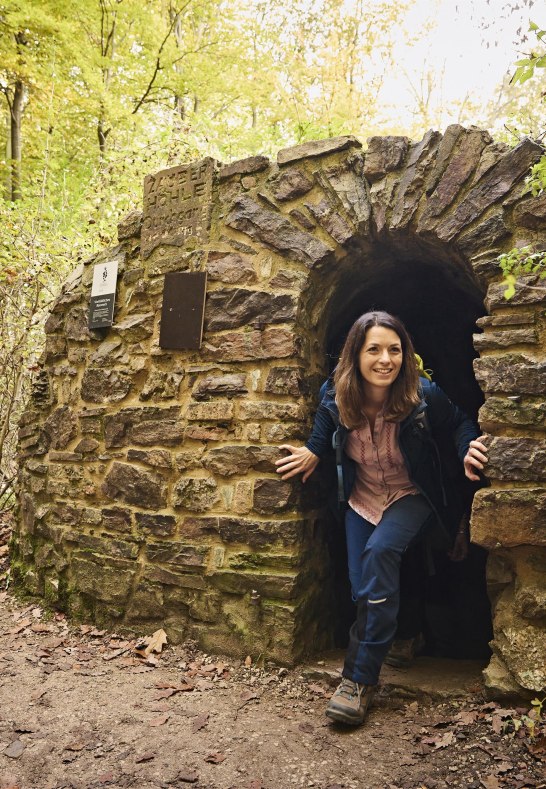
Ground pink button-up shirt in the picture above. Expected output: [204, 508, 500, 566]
[345, 412, 419, 525]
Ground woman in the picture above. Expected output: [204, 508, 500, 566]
[275, 311, 488, 726]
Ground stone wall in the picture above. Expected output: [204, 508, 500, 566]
[13, 128, 546, 695]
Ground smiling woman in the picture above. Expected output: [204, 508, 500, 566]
[276, 310, 488, 727]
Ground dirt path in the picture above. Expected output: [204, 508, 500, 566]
[0, 588, 544, 789]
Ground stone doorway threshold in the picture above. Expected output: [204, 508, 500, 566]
[302, 650, 487, 700]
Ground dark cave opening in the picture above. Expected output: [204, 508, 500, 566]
[319, 249, 493, 660]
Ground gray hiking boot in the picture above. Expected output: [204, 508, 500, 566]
[325, 678, 376, 726]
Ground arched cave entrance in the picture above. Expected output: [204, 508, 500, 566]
[313, 238, 493, 660]
[13, 130, 546, 698]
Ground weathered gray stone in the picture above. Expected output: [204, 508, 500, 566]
[145, 541, 208, 568]
[130, 418, 184, 446]
[512, 193, 546, 229]
[204, 289, 296, 331]
[44, 335, 67, 360]
[63, 530, 140, 560]
[89, 339, 124, 366]
[172, 477, 219, 511]
[513, 548, 546, 621]
[202, 327, 298, 363]
[44, 312, 64, 335]
[277, 136, 361, 165]
[206, 252, 257, 284]
[103, 407, 181, 447]
[472, 487, 546, 548]
[118, 209, 142, 240]
[140, 370, 183, 402]
[204, 445, 279, 477]
[101, 507, 132, 533]
[486, 275, 546, 310]
[65, 307, 91, 342]
[192, 374, 247, 400]
[304, 199, 354, 244]
[113, 313, 154, 342]
[70, 554, 135, 604]
[363, 135, 409, 182]
[483, 654, 527, 700]
[239, 401, 305, 421]
[81, 369, 132, 403]
[479, 397, 546, 430]
[264, 367, 306, 397]
[43, 406, 77, 450]
[48, 450, 82, 462]
[136, 512, 176, 537]
[268, 168, 314, 201]
[175, 450, 204, 472]
[102, 461, 166, 508]
[492, 591, 546, 691]
[127, 448, 172, 468]
[435, 139, 544, 241]
[225, 196, 333, 268]
[424, 124, 467, 194]
[319, 152, 371, 233]
[186, 401, 234, 421]
[253, 478, 297, 514]
[217, 517, 305, 549]
[74, 438, 99, 454]
[474, 354, 546, 395]
[473, 327, 537, 350]
[471, 141, 510, 186]
[218, 155, 269, 180]
[419, 128, 491, 226]
[456, 212, 511, 256]
[288, 208, 316, 230]
[210, 569, 297, 599]
[390, 130, 442, 229]
[476, 312, 536, 328]
[487, 437, 546, 482]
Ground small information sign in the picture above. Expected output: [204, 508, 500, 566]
[88, 260, 119, 329]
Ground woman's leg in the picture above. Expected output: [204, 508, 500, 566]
[343, 494, 432, 686]
[344, 505, 375, 601]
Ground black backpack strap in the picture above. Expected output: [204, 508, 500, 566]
[332, 427, 347, 504]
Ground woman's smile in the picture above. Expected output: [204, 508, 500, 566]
[358, 326, 403, 391]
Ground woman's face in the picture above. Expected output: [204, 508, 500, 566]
[358, 325, 403, 393]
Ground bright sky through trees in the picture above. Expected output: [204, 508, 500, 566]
[378, 0, 535, 132]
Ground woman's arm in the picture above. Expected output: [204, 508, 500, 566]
[275, 388, 338, 482]
[425, 381, 488, 479]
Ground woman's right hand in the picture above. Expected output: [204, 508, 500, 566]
[275, 445, 320, 482]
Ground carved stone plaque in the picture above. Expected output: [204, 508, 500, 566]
[141, 158, 214, 259]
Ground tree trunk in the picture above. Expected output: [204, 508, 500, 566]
[10, 79, 24, 201]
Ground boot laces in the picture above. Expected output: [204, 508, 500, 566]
[337, 679, 362, 701]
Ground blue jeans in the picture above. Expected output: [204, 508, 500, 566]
[342, 494, 432, 686]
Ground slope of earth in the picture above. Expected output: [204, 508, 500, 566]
[0, 588, 544, 789]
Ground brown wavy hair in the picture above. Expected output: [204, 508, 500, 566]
[333, 311, 420, 427]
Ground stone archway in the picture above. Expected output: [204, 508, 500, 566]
[14, 128, 546, 698]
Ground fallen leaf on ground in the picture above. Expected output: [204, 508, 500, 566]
[152, 688, 177, 700]
[299, 722, 314, 734]
[526, 735, 546, 756]
[149, 713, 170, 727]
[457, 710, 479, 725]
[135, 751, 156, 763]
[134, 628, 167, 658]
[4, 740, 25, 759]
[204, 752, 226, 764]
[421, 731, 454, 749]
[308, 684, 327, 695]
[480, 776, 501, 789]
[494, 761, 513, 774]
[192, 713, 209, 733]
[244, 655, 252, 667]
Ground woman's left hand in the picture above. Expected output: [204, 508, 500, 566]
[463, 435, 489, 481]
